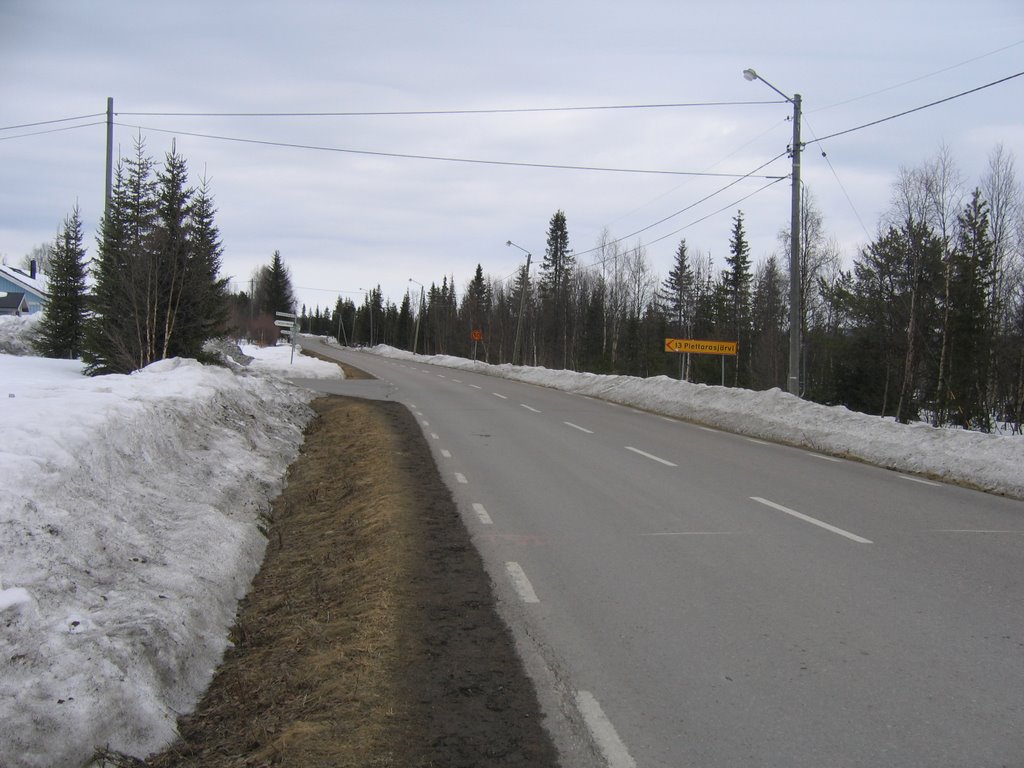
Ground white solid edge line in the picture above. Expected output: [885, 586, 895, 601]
[898, 474, 942, 487]
[751, 496, 872, 544]
[575, 690, 638, 768]
[625, 446, 677, 467]
[505, 562, 539, 603]
[472, 503, 493, 525]
[564, 421, 594, 434]
[808, 453, 843, 462]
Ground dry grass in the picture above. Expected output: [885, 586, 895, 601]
[135, 396, 558, 767]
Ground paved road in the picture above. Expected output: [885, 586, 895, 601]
[297, 341, 1024, 768]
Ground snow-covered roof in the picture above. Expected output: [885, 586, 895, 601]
[0, 264, 49, 297]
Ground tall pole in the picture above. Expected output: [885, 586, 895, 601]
[743, 69, 801, 396]
[104, 97, 114, 220]
[788, 94, 802, 396]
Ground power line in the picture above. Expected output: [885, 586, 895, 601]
[813, 39, 1024, 113]
[807, 71, 1024, 145]
[114, 121, 786, 179]
[0, 120, 105, 142]
[0, 112, 105, 132]
[117, 100, 783, 118]
[574, 151, 790, 262]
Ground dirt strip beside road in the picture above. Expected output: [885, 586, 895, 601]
[128, 394, 559, 767]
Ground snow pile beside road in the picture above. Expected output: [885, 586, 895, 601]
[0, 345, 340, 767]
[370, 345, 1024, 499]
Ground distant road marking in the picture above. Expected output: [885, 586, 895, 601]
[454, 472, 468, 484]
[470, 384, 482, 390]
[493, 392, 508, 400]
[420, 419, 430, 426]
[472, 503, 493, 525]
[930, 529, 1024, 534]
[899, 474, 941, 487]
[751, 497, 872, 543]
[436, 373, 446, 378]
[452, 378, 462, 383]
[746, 437, 772, 446]
[440, 449, 452, 458]
[625, 446, 677, 467]
[575, 691, 637, 768]
[505, 562, 539, 603]
[809, 453, 842, 463]
[564, 422, 594, 434]
[521, 404, 542, 413]
[639, 531, 741, 536]
[430, 433, 439, 441]
[698, 426, 717, 433]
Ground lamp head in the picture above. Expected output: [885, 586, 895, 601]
[506, 240, 512, 246]
[743, 68, 758, 82]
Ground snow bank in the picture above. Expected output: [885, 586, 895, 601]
[0, 345, 339, 767]
[370, 345, 1024, 500]
[0, 313, 41, 355]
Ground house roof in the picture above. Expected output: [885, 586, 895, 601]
[0, 291, 30, 312]
[0, 264, 49, 298]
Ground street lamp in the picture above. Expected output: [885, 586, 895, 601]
[408, 278, 425, 355]
[506, 240, 532, 366]
[744, 67, 802, 397]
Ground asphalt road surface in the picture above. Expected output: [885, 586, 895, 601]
[297, 340, 1024, 768]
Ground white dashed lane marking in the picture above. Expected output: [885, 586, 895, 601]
[624, 446, 677, 467]
[472, 503, 493, 525]
[751, 496, 872, 544]
[505, 562, 539, 603]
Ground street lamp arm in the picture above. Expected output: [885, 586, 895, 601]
[506, 240, 531, 257]
[743, 67, 793, 103]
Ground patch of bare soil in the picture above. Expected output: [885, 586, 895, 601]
[132, 395, 559, 767]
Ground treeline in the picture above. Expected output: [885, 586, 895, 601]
[304, 145, 1023, 433]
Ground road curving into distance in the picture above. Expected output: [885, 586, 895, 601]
[297, 339, 1024, 768]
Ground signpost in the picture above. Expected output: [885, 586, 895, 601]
[664, 338, 737, 386]
[276, 311, 299, 364]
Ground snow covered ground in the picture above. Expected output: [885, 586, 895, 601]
[2, 309, 1021, 768]
[365, 343, 1024, 500]
[0, 316, 342, 768]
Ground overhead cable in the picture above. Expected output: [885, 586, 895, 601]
[114, 121, 786, 179]
[0, 113, 105, 132]
[807, 71, 1023, 145]
[117, 100, 783, 118]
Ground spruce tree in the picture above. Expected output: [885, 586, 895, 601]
[947, 189, 995, 429]
[724, 211, 753, 386]
[83, 138, 232, 374]
[539, 210, 573, 368]
[255, 250, 297, 316]
[83, 140, 160, 374]
[34, 206, 88, 359]
[173, 175, 230, 356]
[660, 239, 695, 377]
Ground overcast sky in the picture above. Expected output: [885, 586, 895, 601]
[2, 1, 1022, 313]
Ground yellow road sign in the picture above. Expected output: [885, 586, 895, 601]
[665, 338, 737, 356]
